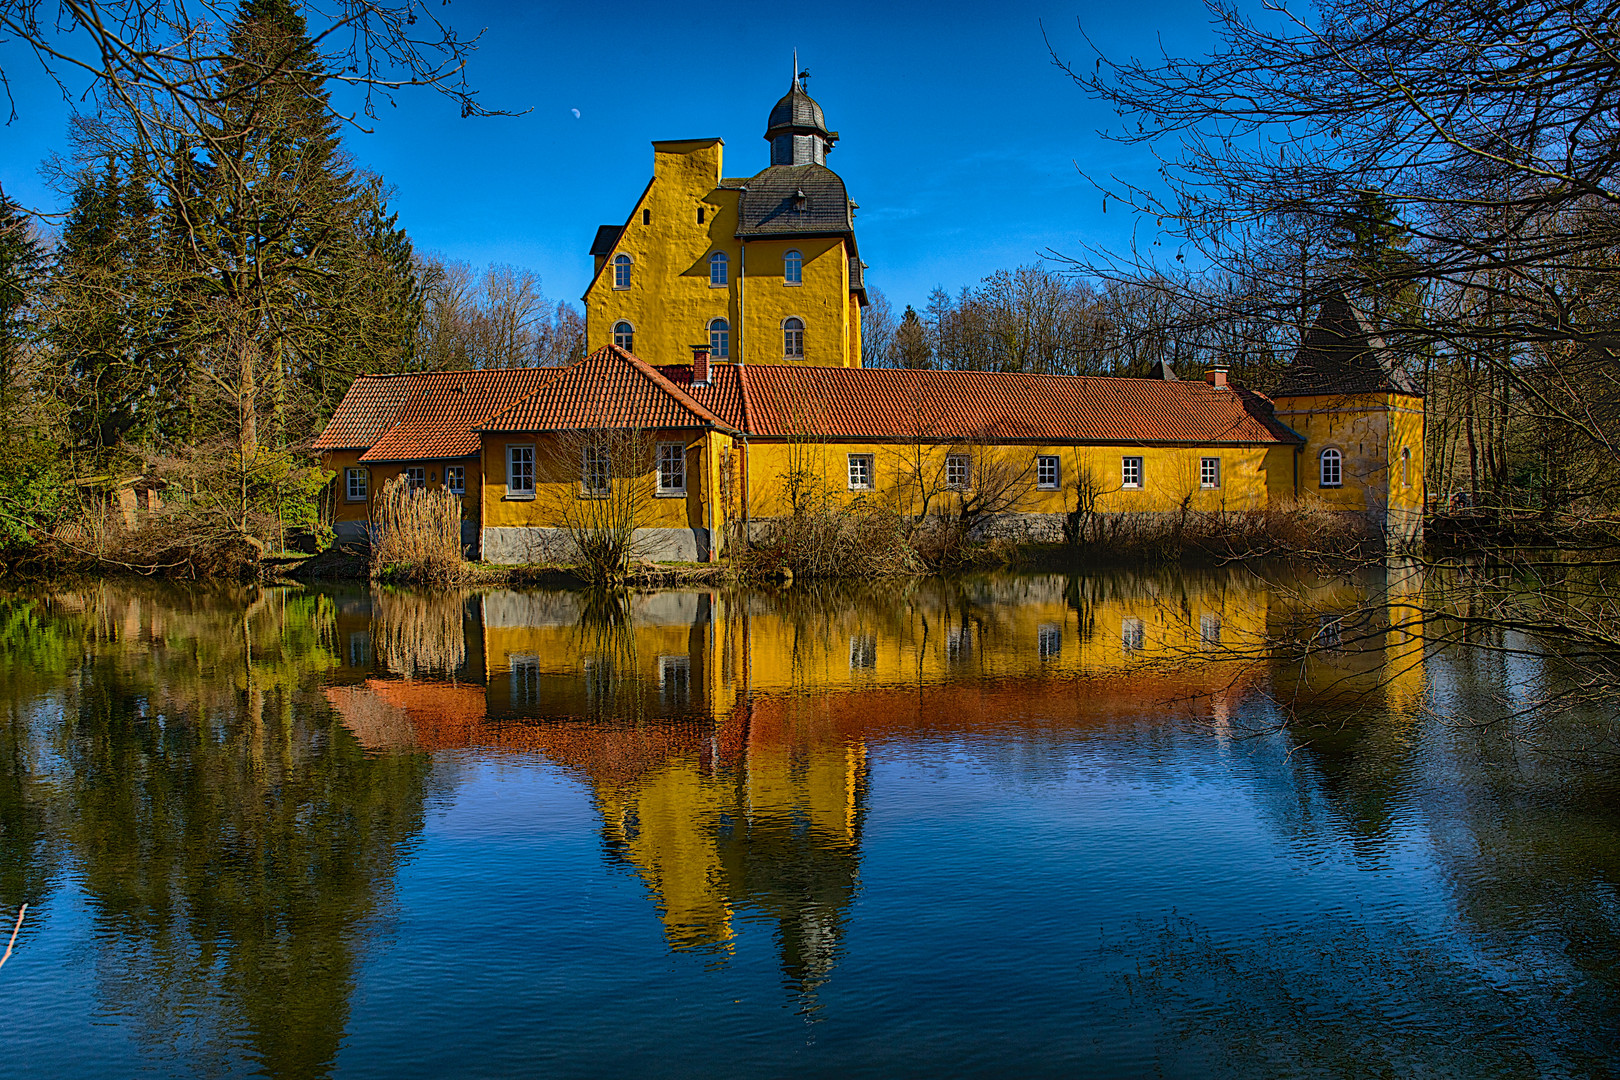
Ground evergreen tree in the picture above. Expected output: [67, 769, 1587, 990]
[0, 184, 62, 549]
[894, 305, 932, 369]
[50, 161, 172, 462]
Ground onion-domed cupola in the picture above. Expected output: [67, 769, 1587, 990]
[766, 64, 837, 165]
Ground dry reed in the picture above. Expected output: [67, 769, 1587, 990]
[370, 476, 468, 585]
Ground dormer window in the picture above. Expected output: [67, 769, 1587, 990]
[783, 249, 802, 285]
[709, 251, 729, 287]
[793, 189, 808, 212]
[612, 253, 632, 290]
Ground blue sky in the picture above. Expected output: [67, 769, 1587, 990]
[1, 0, 1217, 312]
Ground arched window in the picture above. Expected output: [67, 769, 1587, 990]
[613, 322, 634, 352]
[1401, 446, 1411, 487]
[783, 249, 802, 285]
[1319, 447, 1343, 488]
[612, 253, 632, 290]
[709, 318, 730, 359]
[783, 317, 805, 359]
[709, 251, 729, 287]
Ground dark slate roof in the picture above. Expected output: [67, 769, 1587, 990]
[766, 84, 828, 137]
[589, 225, 624, 257]
[736, 164, 853, 238]
[1275, 293, 1422, 397]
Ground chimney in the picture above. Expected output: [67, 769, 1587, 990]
[1205, 363, 1230, 390]
[691, 344, 711, 387]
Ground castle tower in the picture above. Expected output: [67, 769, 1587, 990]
[765, 72, 838, 166]
[582, 70, 867, 368]
[1271, 293, 1426, 549]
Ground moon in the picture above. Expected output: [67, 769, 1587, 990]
[571, 108, 581, 119]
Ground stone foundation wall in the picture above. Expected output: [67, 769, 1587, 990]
[480, 526, 711, 565]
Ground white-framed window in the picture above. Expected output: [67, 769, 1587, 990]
[945, 453, 970, 489]
[1320, 447, 1343, 488]
[1122, 616, 1145, 653]
[582, 444, 610, 495]
[612, 321, 634, 352]
[509, 653, 541, 706]
[783, 248, 803, 285]
[709, 318, 729, 358]
[445, 466, 466, 494]
[849, 635, 876, 670]
[404, 466, 426, 490]
[657, 442, 686, 495]
[847, 453, 874, 490]
[1121, 456, 1144, 489]
[659, 655, 691, 707]
[1038, 623, 1062, 661]
[1401, 446, 1411, 487]
[709, 251, 729, 287]
[1201, 457, 1221, 489]
[613, 253, 632, 290]
[1036, 455, 1059, 489]
[502, 446, 534, 495]
[345, 468, 368, 501]
[506, 445, 535, 497]
[783, 317, 805, 359]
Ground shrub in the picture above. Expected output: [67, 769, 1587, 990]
[370, 476, 467, 586]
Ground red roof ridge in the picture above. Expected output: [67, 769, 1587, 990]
[607, 345, 736, 431]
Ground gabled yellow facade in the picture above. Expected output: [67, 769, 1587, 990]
[583, 79, 865, 368]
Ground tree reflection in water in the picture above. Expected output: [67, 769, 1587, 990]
[3, 584, 436, 1078]
[2, 568, 1618, 1076]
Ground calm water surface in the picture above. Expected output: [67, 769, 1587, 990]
[0, 567, 1617, 1078]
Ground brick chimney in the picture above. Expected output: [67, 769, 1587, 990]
[690, 344, 711, 387]
[1205, 363, 1230, 389]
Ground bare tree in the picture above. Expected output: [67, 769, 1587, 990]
[1, 0, 497, 129]
[541, 426, 655, 582]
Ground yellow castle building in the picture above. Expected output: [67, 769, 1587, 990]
[315, 74, 1425, 558]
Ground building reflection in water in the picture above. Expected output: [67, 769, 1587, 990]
[324, 568, 1429, 1004]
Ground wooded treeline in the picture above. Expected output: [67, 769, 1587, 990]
[1052, 0, 1620, 523]
[0, 0, 581, 570]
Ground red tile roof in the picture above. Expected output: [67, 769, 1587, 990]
[315, 354, 1299, 463]
[720, 365, 1300, 445]
[479, 346, 738, 434]
[311, 375, 414, 450]
[315, 368, 560, 461]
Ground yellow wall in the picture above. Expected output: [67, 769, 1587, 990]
[740, 439, 1290, 521]
[1272, 391, 1425, 542]
[582, 138, 861, 368]
[480, 429, 722, 535]
[320, 450, 481, 525]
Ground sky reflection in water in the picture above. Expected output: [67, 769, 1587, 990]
[0, 567, 1616, 1079]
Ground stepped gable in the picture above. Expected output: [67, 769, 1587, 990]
[1276, 292, 1422, 397]
[315, 368, 558, 460]
[727, 365, 1300, 445]
[480, 345, 739, 434]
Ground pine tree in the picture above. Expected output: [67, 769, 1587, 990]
[894, 305, 932, 369]
[0, 184, 63, 547]
[49, 161, 171, 463]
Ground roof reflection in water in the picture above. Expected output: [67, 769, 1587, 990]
[324, 567, 1427, 1006]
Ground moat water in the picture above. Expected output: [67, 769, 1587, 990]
[0, 568, 1616, 1078]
